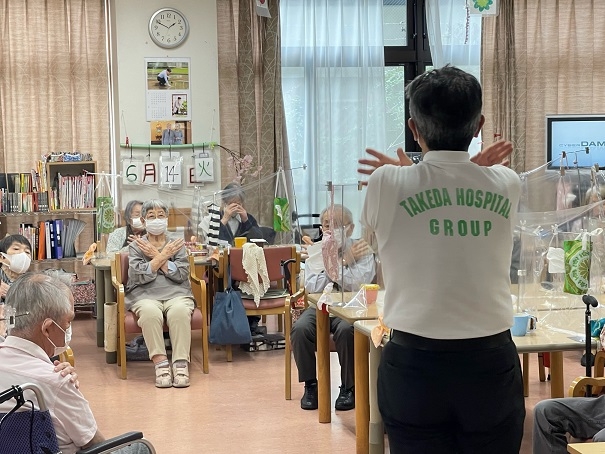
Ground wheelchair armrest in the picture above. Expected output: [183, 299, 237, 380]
[76, 431, 143, 454]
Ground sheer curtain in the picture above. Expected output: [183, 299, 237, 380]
[0, 0, 109, 172]
[426, 0, 482, 155]
[281, 0, 386, 231]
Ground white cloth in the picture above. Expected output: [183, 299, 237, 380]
[362, 150, 522, 339]
[239, 243, 270, 305]
[0, 337, 97, 454]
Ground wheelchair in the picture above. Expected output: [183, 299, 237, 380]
[0, 383, 156, 454]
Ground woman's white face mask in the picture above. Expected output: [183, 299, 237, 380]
[131, 217, 144, 230]
[145, 218, 168, 235]
[1, 252, 31, 275]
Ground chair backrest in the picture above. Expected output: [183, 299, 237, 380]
[0, 408, 60, 453]
[229, 245, 297, 289]
[115, 252, 129, 286]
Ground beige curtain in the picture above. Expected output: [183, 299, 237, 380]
[216, 0, 286, 226]
[0, 0, 109, 173]
[482, 0, 605, 172]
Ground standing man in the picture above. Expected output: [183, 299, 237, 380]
[360, 66, 523, 453]
[161, 123, 175, 145]
[157, 67, 171, 87]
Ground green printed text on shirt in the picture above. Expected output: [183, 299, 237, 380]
[399, 187, 512, 220]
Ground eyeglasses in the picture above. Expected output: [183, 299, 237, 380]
[321, 223, 351, 231]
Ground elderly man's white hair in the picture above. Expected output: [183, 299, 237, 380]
[6, 272, 72, 336]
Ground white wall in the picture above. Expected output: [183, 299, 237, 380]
[113, 0, 221, 210]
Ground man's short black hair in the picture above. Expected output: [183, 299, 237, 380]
[406, 65, 482, 152]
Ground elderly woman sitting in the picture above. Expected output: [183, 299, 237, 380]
[125, 199, 194, 388]
[106, 199, 146, 253]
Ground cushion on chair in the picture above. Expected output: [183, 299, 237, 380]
[125, 308, 203, 334]
[242, 297, 287, 310]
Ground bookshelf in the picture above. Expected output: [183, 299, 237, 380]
[0, 161, 98, 280]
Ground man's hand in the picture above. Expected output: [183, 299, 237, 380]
[358, 147, 413, 180]
[0, 282, 9, 299]
[53, 360, 80, 389]
[301, 235, 314, 246]
[470, 140, 512, 167]
[161, 239, 185, 259]
[135, 238, 161, 259]
[343, 239, 373, 266]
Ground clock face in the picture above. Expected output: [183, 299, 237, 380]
[149, 8, 189, 49]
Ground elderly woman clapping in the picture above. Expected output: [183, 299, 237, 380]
[125, 199, 194, 388]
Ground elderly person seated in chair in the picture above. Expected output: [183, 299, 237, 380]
[218, 182, 260, 245]
[0, 272, 145, 454]
[126, 199, 194, 389]
[106, 199, 146, 254]
[291, 204, 375, 411]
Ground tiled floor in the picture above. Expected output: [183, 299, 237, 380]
[70, 313, 589, 453]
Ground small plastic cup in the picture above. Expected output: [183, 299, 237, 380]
[234, 237, 247, 248]
[362, 284, 380, 305]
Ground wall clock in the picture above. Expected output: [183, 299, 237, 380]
[148, 8, 189, 49]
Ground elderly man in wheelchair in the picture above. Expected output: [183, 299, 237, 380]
[0, 272, 154, 454]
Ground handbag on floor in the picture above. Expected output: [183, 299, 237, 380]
[209, 265, 252, 345]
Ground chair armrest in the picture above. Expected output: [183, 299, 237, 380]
[568, 376, 605, 397]
[287, 288, 306, 310]
[76, 431, 143, 454]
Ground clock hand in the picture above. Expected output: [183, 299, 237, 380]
[168, 22, 176, 29]
[156, 20, 168, 29]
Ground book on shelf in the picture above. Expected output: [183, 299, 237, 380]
[0, 191, 50, 213]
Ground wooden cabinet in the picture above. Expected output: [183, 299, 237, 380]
[46, 161, 96, 211]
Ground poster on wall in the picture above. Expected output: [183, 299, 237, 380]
[145, 57, 191, 121]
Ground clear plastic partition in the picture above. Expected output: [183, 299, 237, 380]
[307, 182, 377, 310]
[189, 169, 295, 252]
[515, 165, 605, 336]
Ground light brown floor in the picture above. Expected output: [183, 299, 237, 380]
[70, 313, 589, 453]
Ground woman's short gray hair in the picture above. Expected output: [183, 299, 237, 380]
[320, 204, 353, 226]
[141, 199, 169, 218]
[222, 183, 245, 205]
[7, 273, 72, 335]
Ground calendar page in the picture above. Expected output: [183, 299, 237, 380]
[145, 57, 191, 121]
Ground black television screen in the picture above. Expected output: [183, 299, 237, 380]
[546, 115, 605, 168]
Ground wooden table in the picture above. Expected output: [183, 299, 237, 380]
[354, 320, 597, 454]
[91, 257, 112, 348]
[568, 443, 605, 453]
[306, 291, 381, 431]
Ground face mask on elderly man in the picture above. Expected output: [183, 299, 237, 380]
[46, 321, 72, 357]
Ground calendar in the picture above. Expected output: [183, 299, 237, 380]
[145, 57, 192, 121]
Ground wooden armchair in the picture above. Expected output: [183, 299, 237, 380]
[568, 351, 605, 397]
[225, 245, 304, 400]
[111, 252, 209, 379]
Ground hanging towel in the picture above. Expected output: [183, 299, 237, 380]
[207, 203, 221, 246]
[239, 243, 270, 306]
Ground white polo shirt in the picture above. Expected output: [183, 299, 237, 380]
[0, 336, 97, 454]
[362, 151, 521, 339]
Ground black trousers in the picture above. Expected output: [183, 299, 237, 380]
[378, 331, 525, 454]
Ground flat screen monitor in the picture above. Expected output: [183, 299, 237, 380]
[546, 114, 605, 169]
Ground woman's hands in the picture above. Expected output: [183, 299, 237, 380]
[221, 203, 248, 224]
[0, 282, 9, 298]
[53, 360, 80, 389]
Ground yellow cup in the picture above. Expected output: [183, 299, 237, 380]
[234, 237, 247, 248]
[362, 284, 380, 304]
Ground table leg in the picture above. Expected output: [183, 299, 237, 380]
[522, 353, 529, 397]
[103, 269, 114, 364]
[95, 267, 105, 347]
[355, 331, 370, 454]
[317, 307, 331, 423]
[550, 351, 564, 398]
[369, 344, 384, 454]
